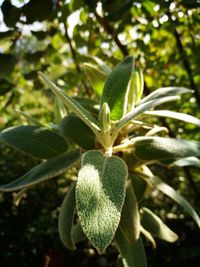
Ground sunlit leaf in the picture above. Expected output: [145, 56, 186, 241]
[148, 176, 200, 228]
[116, 96, 179, 130]
[141, 207, 178, 243]
[173, 157, 200, 167]
[100, 56, 134, 120]
[145, 110, 200, 127]
[76, 150, 128, 253]
[139, 87, 192, 104]
[132, 136, 200, 161]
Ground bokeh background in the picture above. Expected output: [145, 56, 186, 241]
[0, 0, 200, 266]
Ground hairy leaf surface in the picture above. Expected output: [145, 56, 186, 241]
[60, 115, 95, 149]
[0, 149, 80, 192]
[76, 150, 128, 253]
[100, 56, 134, 120]
[133, 137, 200, 161]
[0, 125, 68, 159]
[139, 87, 192, 104]
[145, 110, 200, 127]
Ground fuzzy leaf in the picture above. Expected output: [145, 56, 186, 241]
[100, 56, 134, 120]
[173, 157, 200, 167]
[133, 137, 200, 161]
[148, 176, 200, 228]
[82, 63, 108, 95]
[76, 150, 128, 254]
[0, 125, 68, 159]
[145, 110, 200, 127]
[60, 115, 95, 149]
[39, 72, 100, 134]
[141, 207, 178, 243]
[119, 180, 140, 244]
[58, 183, 76, 250]
[0, 149, 80, 192]
[116, 96, 179, 130]
[115, 230, 147, 267]
[139, 87, 192, 104]
[128, 68, 144, 110]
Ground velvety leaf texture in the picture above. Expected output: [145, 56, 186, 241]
[0, 125, 68, 159]
[139, 87, 192, 104]
[76, 150, 128, 254]
[0, 149, 80, 192]
[58, 183, 76, 250]
[100, 56, 134, 120]
[60, 115, 95, 149]
[133, 137, 200, 161]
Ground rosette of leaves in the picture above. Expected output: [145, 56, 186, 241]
[1, 56, 200, 267]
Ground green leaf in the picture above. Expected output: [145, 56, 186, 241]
[0, 125, 68, 159]
[39, 72, 100, 135]
[0, 149, 80, 192]
[116, 96, 179, 130]
[58, 183, 76, 250]
[132, 137, 200, 161]
[173, 157, 200, 167]
[72, 223, 86, 243]
[73, 97, 99, 116]
[128, 68, 144, 110]
[139, 87, 192, 104]
[76, 150, 128, 254]
[115, 230, 147, 267]
[100, 56, 134, 120]
[81, 63, 108, 95]
[119, 180, 140, 244]
[145, 110, 200, 127]
[54, 96, 67, 124]
[141, 207, 178, 243]
[59, 115, 95, 150]
[148, 176, 200, 228]
[130, 175, 147, 202]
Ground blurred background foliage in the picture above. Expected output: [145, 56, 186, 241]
[0, 0, 200, 266]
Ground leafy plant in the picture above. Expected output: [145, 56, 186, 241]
[0, 56, 200, 267]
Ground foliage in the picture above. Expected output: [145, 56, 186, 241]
[1, 56, 200, 266]
[0, 0, 200, 266]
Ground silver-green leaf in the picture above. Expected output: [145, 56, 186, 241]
[0, 149, 80, 192]
[76, 150, 128, 254]
[100, 56, 134, 120]
[58, 183, 76, 250]
[145, 110, 200, 127]
[148, 176, 200, 228]
[115, 230, 147, 267]
[0, 125, 68, 159]
[141, 207, 178, 243]
[39, 72, 100, 135]
[139, 87, 192, 104]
